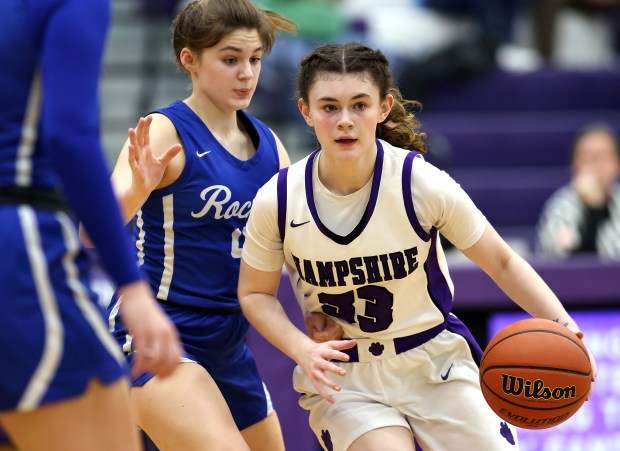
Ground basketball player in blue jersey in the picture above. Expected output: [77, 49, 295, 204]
[105, 1, 298, 449]
[238, 43, 598, 451]
[0, 0, 182, 450]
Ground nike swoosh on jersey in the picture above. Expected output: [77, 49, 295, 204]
[196, 150, 212, 157]
[290, 220, 310, 228]
[441, 363, 454, 380]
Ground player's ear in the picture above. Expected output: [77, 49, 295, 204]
[379, 94, 394, 123]
[180, 48, 198, 73]
[298, 98, 313, 127]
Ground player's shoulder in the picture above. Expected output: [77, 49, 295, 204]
[282, 153, 313, 178]
[255, 170, 280, 198]
[250, 170, 281, 215]
[385, 142, 459, 195]
[380, 139, 425, 161]
[379, 140, 429, 175]
[146, 111, 180, 142]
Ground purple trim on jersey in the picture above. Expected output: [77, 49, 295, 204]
[423, 231, 453, 317]
[341, 320, 447, 362]
[402, 151, 431, 242]
[277, 167, 288, 241]
[305, 140, 384, 245]
[446, 314, 483, 365]
[393, 320, 447, 354]
[339, 340, 359, 362]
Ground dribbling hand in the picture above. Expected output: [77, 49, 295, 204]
[298, 338, 357, 404]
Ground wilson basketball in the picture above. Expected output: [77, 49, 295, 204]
[479, 318, 592, 430]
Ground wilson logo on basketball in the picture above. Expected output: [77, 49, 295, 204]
[501, 374, 577, 400]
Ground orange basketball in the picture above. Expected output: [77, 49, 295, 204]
[479, 318, 592, 430]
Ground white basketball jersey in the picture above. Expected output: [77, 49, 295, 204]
[277, 140, 455, 340]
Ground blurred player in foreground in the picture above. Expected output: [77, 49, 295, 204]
[0, 1, 181, 449]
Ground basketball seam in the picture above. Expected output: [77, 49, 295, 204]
[481, 365, 591, 377]
[480, 329, 589, 365]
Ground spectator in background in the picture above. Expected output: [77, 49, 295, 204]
[537, 123, 620, 258]
[419, 0, 527, 51]
[530, 0, 620, 68]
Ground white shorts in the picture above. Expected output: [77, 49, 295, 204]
[293, 330, 519, 451]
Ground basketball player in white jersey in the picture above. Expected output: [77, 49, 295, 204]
[238, 43, 597, 451]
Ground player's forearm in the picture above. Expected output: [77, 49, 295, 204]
[493, 252, 580, 332]
[240, 293, 317, 363]
[116, 184, 151, 224]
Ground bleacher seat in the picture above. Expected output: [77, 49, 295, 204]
[414, 67, 620, 252]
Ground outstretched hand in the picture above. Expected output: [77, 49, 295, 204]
[306, 312, 344, 342]
[127, 116, 182, 196]
[297, 338, 357, 404]
[118, 281, 182, 378]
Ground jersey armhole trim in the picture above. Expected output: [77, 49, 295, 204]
[402, 152, 432, 242]
[276, 167, 289, 240]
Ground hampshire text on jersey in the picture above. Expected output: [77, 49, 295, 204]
[291, 246, 419, 287]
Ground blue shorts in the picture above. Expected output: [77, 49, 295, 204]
[111, 300, 273, 431]
[0, 206, 127, 412]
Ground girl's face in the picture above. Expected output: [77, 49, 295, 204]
[299, 72, 392, 162]
[573, 131, 620, 190]
[182, 28, 263, 112]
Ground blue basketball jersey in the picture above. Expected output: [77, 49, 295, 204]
[0, 0, 135, 411]
[135, 101, 280, 309]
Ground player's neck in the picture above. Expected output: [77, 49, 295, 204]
[183, 95, 239, 137]
[316, 151, 374, 196]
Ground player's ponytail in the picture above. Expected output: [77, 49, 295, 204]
[378, 88, 427, 153]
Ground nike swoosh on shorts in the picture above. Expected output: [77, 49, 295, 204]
[441, 363, 454, 380]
